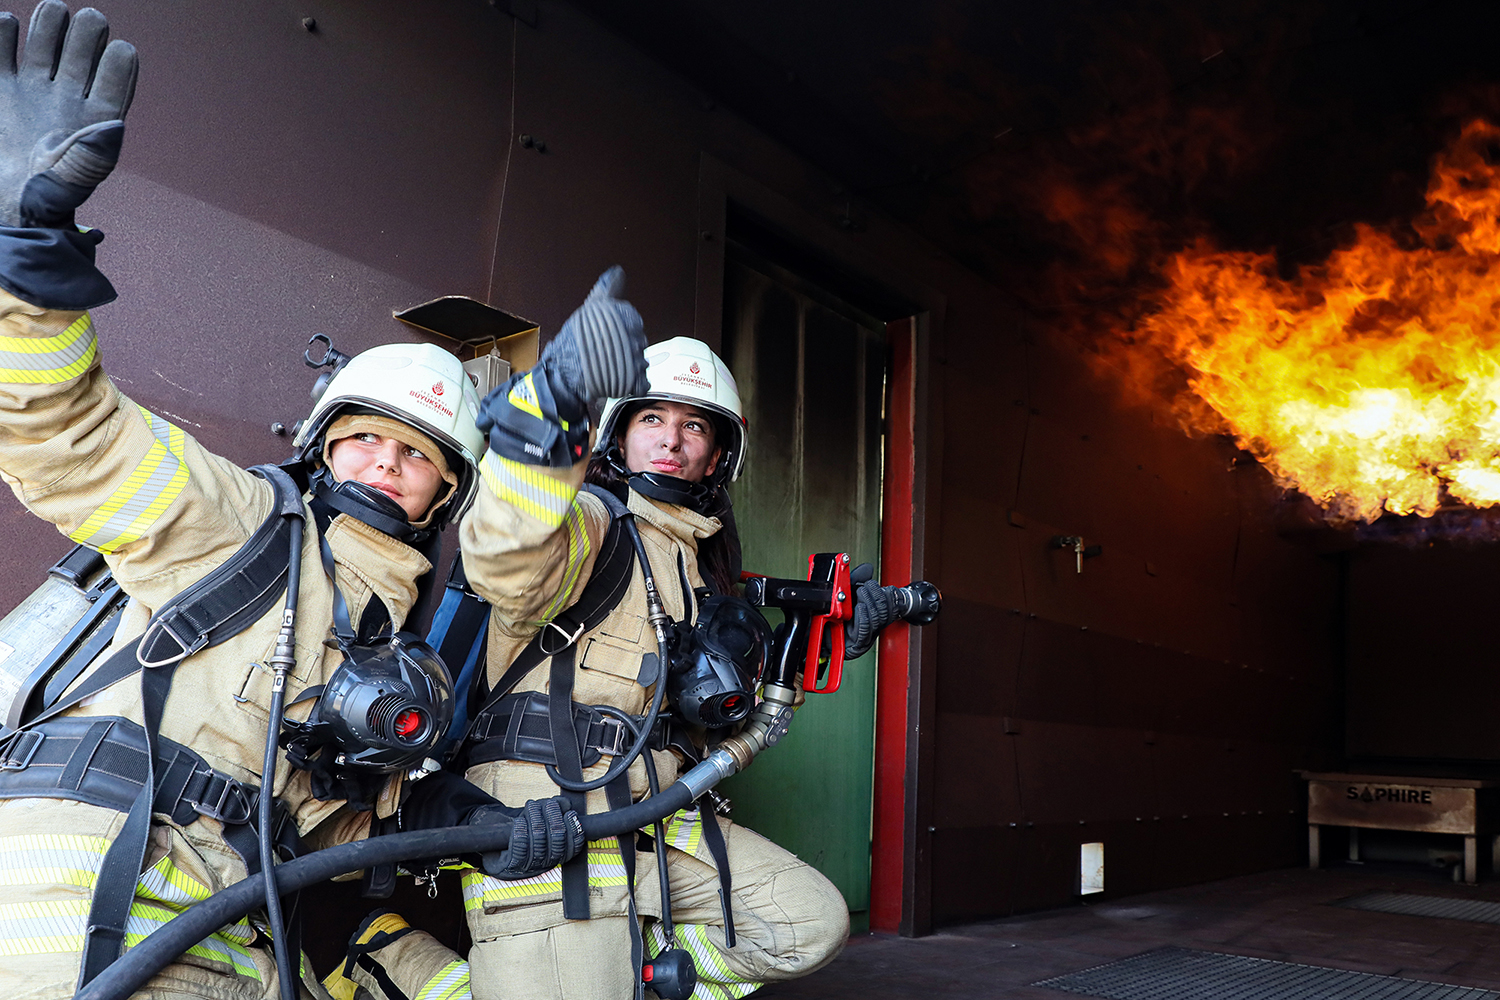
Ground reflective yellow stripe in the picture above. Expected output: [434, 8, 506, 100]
[0, 312, 96, 384]
[460, 840, 627, 910]
[507, 373, 545, 421]
[69, 404, 191, 553]
[662, 809, 707, 861]
[539, 499, 592, 622]
[646, 922, 759, 999]
[0, 833, 260, 977]
[415, 959, 472, 1000]
[479, 452, 576, 528]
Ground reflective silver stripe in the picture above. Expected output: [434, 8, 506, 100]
[0, 834, 259, 976]
[479, 452, 576, 528]
[538, 499, 592, 622]
[0, 312, 96, 384]
[663, 808, 707, 860]
[460, 840, 628, 910]
[415, 959, 472, 1000]
[69, 404, 191, 553]
[646, 922, 759, 999]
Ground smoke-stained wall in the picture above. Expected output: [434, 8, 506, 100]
[0, 0, 1346, 935]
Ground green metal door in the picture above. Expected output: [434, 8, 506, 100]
[718, 247, 886, 931]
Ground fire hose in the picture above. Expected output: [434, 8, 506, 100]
[75, 554, 939, 1000]
[76, 723, 758, 1000]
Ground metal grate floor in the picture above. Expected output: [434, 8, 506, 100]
[1337, 892, 1500, 925]
[1033, 946, 1499, 1000]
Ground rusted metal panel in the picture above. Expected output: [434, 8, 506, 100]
[101, 0, 514, 298]
[932, 598, 1024, 720]
[1013, 721, 1156, 827]
[935, 491, 1027, 612]
[931, 712, 1021, 829]
[930, 825, 1017, 925]
[1346, 545, 1500, 760]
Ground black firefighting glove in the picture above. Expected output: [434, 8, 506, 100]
[387, 770, 500, 832]
[476, 266, 648, 467]
[845, 563, 897, 659]
[470, 795, 587, 881]
[543, 265, 649, 405]
[0, 2, 137, 309]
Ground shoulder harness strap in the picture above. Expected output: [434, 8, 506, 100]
[470, 484, 638, 720]
[73, 463, 307, 989]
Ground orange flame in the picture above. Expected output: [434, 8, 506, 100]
[1131, 120, 1500, 521]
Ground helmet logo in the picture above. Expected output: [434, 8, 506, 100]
[408, 384, 455, 419]
[689, 362, 701, 375]
[432, 381, 445, 396]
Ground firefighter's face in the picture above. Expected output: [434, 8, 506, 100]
[329, 432, 444, 521]
[619, 401, 721, 484]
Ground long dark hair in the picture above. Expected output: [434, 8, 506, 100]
[584, 456, 742, 596]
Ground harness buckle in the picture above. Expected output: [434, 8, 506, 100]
[187, 773, 256, 826]
[0, 730, 43, 770]
[539, 618, 586, 656]
[596, 717, 627, 757]
[136, 613, 210, 669]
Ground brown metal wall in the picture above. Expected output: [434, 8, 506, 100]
[928, 327, 1343, 926]
[0, 0, 1348, 941]
[1345, 545, 1500, 761]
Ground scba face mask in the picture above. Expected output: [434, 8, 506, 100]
[667, 596, 772, 728]
[281, 631, 455, 782]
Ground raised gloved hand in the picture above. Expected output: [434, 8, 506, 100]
[0, 2, 138, 310]
[541, 266, 648, 407]
[471, 795, 586, 881]
[475, 266, 646, 466]
[0, 2, 137, 228]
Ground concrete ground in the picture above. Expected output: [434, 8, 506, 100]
[760, 862, 1500, 999]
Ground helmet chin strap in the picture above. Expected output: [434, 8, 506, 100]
[609, 454, 727, 517]
[312, 474, 426, 542]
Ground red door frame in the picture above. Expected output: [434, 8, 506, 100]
[870, 317, 915, 932]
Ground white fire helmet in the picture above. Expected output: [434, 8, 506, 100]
[594, 336, 747, 485]
[293, 342, 485, 524]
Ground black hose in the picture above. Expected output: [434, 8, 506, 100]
[642, 733, 675, 946]
[260, 516, 302, 1000]
[546, 517, 670, 794]
[76, 778, 696, 1000]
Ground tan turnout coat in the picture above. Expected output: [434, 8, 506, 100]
[0, 292, 427, 1000]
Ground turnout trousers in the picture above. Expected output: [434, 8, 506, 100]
[353, 816, 847, 1000]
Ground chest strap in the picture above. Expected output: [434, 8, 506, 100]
[0, 715, 302, 864]
[464, 690, 630, 769]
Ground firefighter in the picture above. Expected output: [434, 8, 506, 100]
[433, 276, 848, 1000]
[327, 317, 919, 1000]
[0, 5, 581, 998]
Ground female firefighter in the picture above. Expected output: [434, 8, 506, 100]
[336, 272, 851, 1000]
[0, 5, 579, 999]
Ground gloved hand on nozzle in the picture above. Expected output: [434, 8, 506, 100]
[0, 1, 138, 310]
[844, 562, 942, 657]
[476, 266, 648, 467]
[844, 563, 898, 659]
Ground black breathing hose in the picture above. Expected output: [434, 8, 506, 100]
[641, 729, 676, 947]
[601, 707, 676, 945]
[75, 780, 697, 1000]
[259, 515, 303, 1000]
[546, 517, 670, 794]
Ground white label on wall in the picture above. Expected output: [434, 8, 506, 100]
[1081, 842, 1105, 895]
